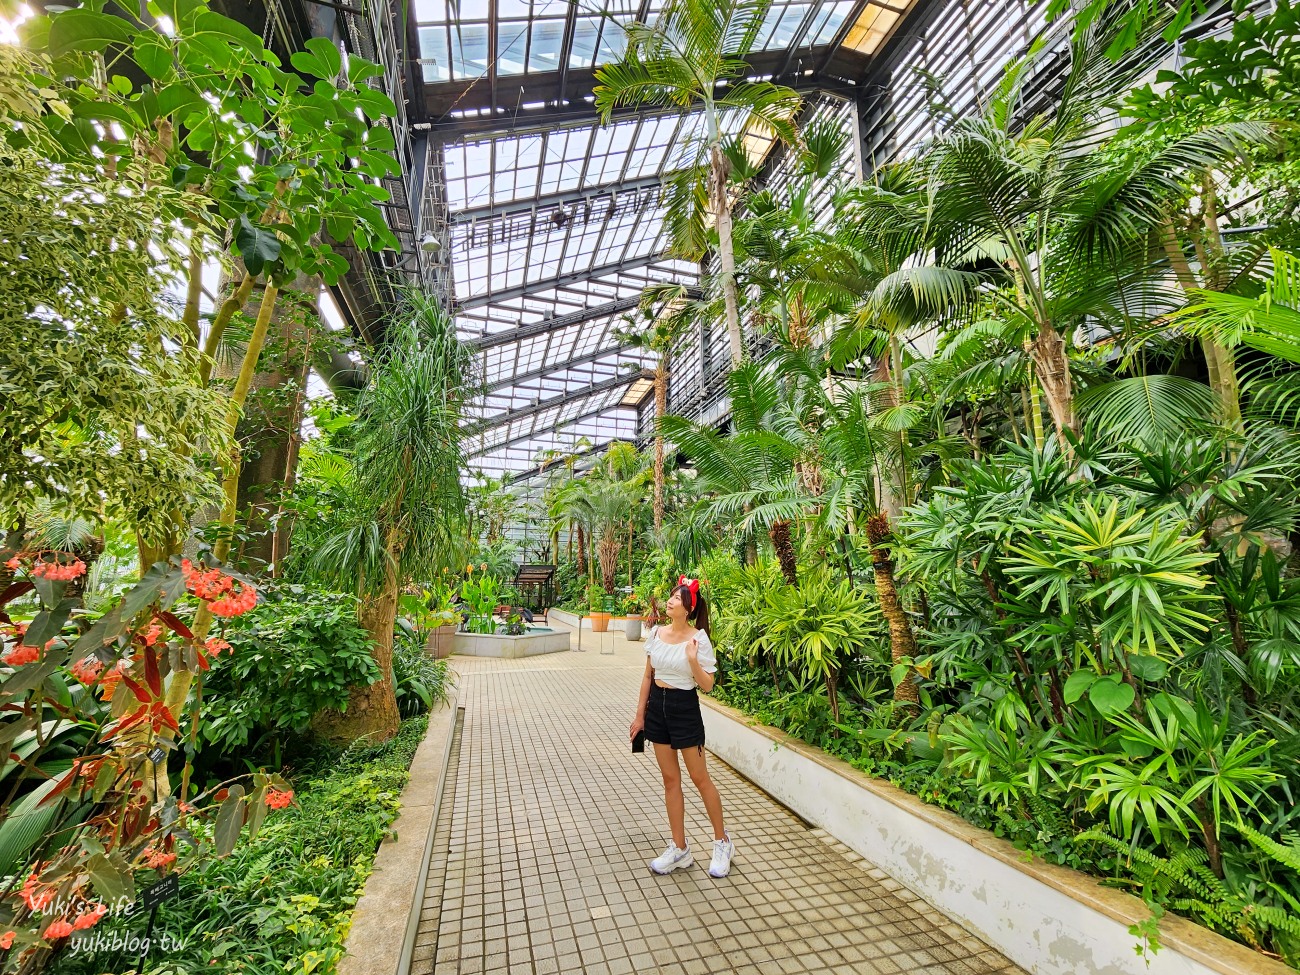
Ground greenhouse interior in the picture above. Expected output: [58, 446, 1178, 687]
[2, 0, 1300, 972]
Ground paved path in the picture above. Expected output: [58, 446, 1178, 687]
[411, 627, 1026, 975]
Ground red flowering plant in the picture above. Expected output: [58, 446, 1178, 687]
[0, 552, 293, 974]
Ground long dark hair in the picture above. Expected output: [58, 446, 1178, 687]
[673, 584, 710, 638]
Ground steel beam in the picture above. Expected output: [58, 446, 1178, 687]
[465, 402, 638, 458]
[453, 253, 668, 310]
[482, 340, 647, 394]
[469, 295, 630, 354]
[465, 369, 652, 435]
[506, 437, 622, 485]
[451, 171, 667, 224]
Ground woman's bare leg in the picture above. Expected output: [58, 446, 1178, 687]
[653, 742, 686, 848]
[680, 745, 726, 841]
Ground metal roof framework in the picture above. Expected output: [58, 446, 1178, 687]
[411, 0, 921, 481]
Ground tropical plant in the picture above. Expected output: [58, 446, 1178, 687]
[922, 17, 1267, 447]
[305, 294, 471, 742]
[620, 284, 699, 532]
[594, 0, 802, 365]
[754, 568, 882, 722]
[662, 361, 813, 585]
[0, 554, 291, 974]
[0, 123, 225, 546]
[461, 573, 501, 635]
[198, 588, 381, 754]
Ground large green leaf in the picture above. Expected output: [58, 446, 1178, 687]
[291, 36, 341, 80]
[133, 30, 173, 79]
[192, 10, 264, 53]
[0, 778, 64, 875]
[1088, 677, 1136, 714]
[48, 9, 135, 58]
[234, 213, 282, 277]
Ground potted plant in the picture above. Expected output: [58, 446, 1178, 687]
[587, 583, 611, 633]
[426, 581, 462, 658]
[623, 592, 645, 642]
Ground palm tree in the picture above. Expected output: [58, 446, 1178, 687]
[618, 284, 699, 532]
[570, 474, 640, 594]
[921, 20, 1268, 449]
[733, 117, 867, 349]
[594, 0, 802, 366]
[662, 361, 813, 585]
[309, 293, 472, 742]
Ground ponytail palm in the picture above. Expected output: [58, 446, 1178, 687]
[593, 0, 801, 366]
[310, 293, 471, 742]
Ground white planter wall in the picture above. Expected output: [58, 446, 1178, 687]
[700, 699, 1287, 975]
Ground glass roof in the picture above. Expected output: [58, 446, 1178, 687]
[415, 1, 859, 85]
[419, 1, 910, 482]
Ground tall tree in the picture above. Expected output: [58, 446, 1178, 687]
[310, 294, 471, 743]
[594, 0, 801, 366]
[619, 285, 699, 532]
[922, 20, 1266, 450]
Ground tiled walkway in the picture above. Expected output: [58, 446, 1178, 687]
[412, 627, 1026, 975]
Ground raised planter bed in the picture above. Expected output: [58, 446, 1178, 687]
[700, 696, 1290, 975]
[549, 608, 638, 633]
[452, 629, 570, 659]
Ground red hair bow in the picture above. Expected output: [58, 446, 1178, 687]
[677, 575, 700, 609]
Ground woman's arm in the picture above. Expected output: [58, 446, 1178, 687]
[630, 657, 654, 739]
[685, 640, 715, 694]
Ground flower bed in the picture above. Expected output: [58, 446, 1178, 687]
[55, 715, 431, 975]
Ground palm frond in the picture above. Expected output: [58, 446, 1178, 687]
[1076, 375, 1221, 447]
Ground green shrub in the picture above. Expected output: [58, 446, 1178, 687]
[200, 585, 381, 754]
[392, 630, 454, 717]
[56, 715, 431, 975]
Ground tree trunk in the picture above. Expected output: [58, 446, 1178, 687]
[866, 512, 919, 710]
[653, 360, 667, 533]
[598, 527, 621, 593]
[769, 520, 798, 587]
[190, 281, 279, 644]
[1029, 323, 1076, 444]
[236, 277, 320, 572]
[313, 569, 402, 744]
[1160, 214, 1242, 429]
[871, 353, 905, 520]
[575, 523, 587, 576]
[710, 142, 745, 367]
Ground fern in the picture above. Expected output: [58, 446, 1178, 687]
[1077, 828, 1300, 961]
[1238, 823, 1300, 873]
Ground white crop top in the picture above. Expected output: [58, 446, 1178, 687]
[646, 627, 716, 690]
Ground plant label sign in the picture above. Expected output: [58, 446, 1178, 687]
[140, 873, 180, 912]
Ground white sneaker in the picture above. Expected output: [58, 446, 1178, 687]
[707, 832, 734, 878]
[649, 841, 693, 874]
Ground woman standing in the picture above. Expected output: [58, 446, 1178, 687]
[628, 577, 734, 878]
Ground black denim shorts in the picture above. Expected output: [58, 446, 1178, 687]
[644, 684, 705, 750]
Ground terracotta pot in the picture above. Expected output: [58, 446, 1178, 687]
[425, 624, 456, 659]
[589, 611, 611, 633]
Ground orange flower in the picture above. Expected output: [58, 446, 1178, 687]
[465, 563, 474, 574]
[142, 848, 176, 870]
[69, 655, 103, 684]
[0, 930, 15, 949]
[19, 874, 54, 913]
[72, 904, 107, 930]
[42, 919, 74, 940]
[2, 643, 39, 666]
[265, 788, 294, 810]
